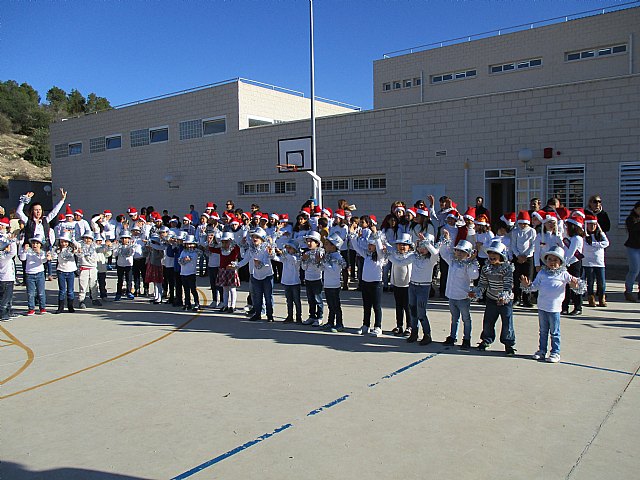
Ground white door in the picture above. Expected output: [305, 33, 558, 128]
[516, 176, 542, 212]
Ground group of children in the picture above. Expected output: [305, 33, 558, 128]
[2, 193, 609, 365]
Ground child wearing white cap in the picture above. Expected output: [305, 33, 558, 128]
[76, 232, 101, 309]
[320, 233, 347, 332]
[520, 246, 584, 363]
[19, 235, 52, 315]
[0, 237, 17, 321]
[273, 239, 302, 323]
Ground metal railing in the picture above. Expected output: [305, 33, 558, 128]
[382, 1, 640, 58]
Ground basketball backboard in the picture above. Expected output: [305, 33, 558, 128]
[277, 136, 313, 173]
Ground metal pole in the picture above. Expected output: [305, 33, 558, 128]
[309, 0, 322, 208]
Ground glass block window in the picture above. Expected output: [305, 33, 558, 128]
[275, 181, 296, 194]
[203, 117, 226, 136]
[547, 165, 585, 209]
[106, 135, 122, 150]
[619, 162, 640, 225]
[150, 127, 168, 143]
[566, 44, 627, 62]
[180, 120, 202, 140]
[431, 69, 476, 84]
[54, 143, 68, 158]
[131, 129, 149, 148]
[490, 58, 542, 74]
[68, 142, 82, 155]
[90, 137, 106, 153]
[383, 83, 391, 91]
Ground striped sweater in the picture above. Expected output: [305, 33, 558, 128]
[477, 262, 514, 303]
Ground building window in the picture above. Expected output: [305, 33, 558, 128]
[54, 143, 68, 158]
[68, 142, 82, 156]
[322, 179, 350, 191]
[403, 79, 412, 88]
[566, 44, 627, 62]
[106, 135, 122, 150]
[353, 177, 386, 191]
[248, 116, 274, 128]
[131, 129, 149, 148]
[619, 162, 640, 225]
[149, 126, 168, 143]
[393, 81, 402, 89]
[547, 165, 585, 209]
[275, 181, 296, 194]
[431, 69, 476, 84]
[89, 137, 105, 153]
[490, 58, 542, 74]
[383, 83, 391, 91]
[414, 77, 422, 86]
[203, 117, 226, 136]
[242, 182, 270, 195]
[180, 119, 202, 140]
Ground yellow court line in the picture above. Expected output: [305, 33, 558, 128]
[0, 289, 208, 401]
[0, 325, 35, 386]
[0, 338, 15, 344]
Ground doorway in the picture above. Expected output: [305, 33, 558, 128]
[485, 169, 516, 227]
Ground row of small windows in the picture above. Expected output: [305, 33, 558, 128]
[240, 181, 297, 196]
[321, 176, 387, 192]
[382, 43, 628, 92]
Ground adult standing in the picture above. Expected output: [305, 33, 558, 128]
[585, 195, 611, 233]
[475, 196, 490, 223]
[16, 189, 67, 247]
[623, 200, 640, 302]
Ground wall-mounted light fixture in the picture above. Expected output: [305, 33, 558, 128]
[518, 148, 534, 172]
[164, 174, 179, 189]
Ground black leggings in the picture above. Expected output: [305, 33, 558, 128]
[182, 274, 199, 306]
[393, 285, 410, 328]
[562, 261, 582, 311]
[361, 280, 383, 328]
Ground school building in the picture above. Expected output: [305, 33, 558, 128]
[50, 5, 640, 265]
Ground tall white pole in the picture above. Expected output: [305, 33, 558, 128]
[309, 0, 322, 208]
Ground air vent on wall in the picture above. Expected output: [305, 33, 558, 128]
[435, 150, 447, 157]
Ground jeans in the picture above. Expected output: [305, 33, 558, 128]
[305, 279, 324, 319]
[57, 270, 75, 301]
[324, 287, 343, 327]
[538, 310, 561, 355]
[252, 275, 274, 318]
[284, 284, 302, 319]
[449, 297, 472, 340]
[584, 266, 606, 297]
[182, 274, 198, 306]
[439, 258, 449, 297]
[625, 247, 640, 293]
[361, 280, 383, 328]
[382, 262, 391, 288]
[480, 298, 515, 346]
[408, 282, 431, 334]
[208, 266, 223, 304]
[393, 285, 410, 329]
[0, 281, 13, 319]
[26, 271, 46, 310]
[513, 256, 534, 304]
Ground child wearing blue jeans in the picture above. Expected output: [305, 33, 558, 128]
[19, 235, 52, 315]
[520, 246, 583, 363]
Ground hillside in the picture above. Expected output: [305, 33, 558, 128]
[0, 133, 51, 191]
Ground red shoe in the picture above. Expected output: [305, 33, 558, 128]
[39, 309, 47, 315]
[26, 309, 36, 316]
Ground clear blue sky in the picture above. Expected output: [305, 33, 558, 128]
[1, 0, 635, 110]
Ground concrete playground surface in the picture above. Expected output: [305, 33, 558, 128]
[1, 274, 638, 480]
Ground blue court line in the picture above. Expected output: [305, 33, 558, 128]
[368, 353, 439, 387]
[171, 423, 293, 480]
[560, 361, 640, 377]
[307, 394, 350, 416]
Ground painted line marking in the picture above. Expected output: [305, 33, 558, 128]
[171, 423, 294, 480]
[368, 353, 439, 387]
[307, 394, 350, 416]
[0, 325, 35, 386]
[0, 289, 208, 400]
[560, 361, 640, 377]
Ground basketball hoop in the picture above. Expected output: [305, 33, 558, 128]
[276, 163, 299, 173]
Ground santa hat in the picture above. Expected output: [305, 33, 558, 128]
[57, 214, 65, 221]
[300, 207, 311, 218]
[65, 204, 74, 217]
[543, 211, 558, 223]
[229, 215, 240, 226]
[517, 210, 531, 224]
[566, 215, 584, 229]
[280, 213, 289, 222]
[500, 212, 516, 226]
[370, 215, 377, 226]
[556, 207, 570, 221]
[0, 217, 10, 227]
[210, 212, 220, 220]
[393, 205, 406, 213]
[127, 207, 138, 216]
[406, 207, 417, 218]
[241, 211, 251, 220]
[463, 207, 476, 221]
[312, 206, 322, 216]
[416, 207, 430, 217]
[571, 208, 585, 219]
[103, 209, 112, 215]
[531, 210, 545, 223]
[451, 201, 458, 209]
[205, 202, 216, 210]
[474, 214, 490, 226]
[259, 213, 269, 221]
[334, 209, 346, 220]
[74, 209, 84, 218]
[585, 214, 598, 224]
[322, 207, 332, 217]
[446, 209, 460, 220]
[252, 211, 261, 218]
[200, 212, 210, 220]
[269, 213, 280, 221]
[183, 214, 193, 223]
[151, 211, 162, 221]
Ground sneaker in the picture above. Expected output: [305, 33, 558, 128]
[92, 299, 102, 306]
[332, 325, 345, 333]
[216, 302, 225, 309]
[38, 309, 47, 315]
[127, 293, 135, 300]
[443, 336, 456, 346]
[312, 319, 321, 327]
[266, 316, 275, 322]
[192, 305, 200, 312]
[546, 353, 561, 363]
[1, 316, 9, 322]
[460, 339, 471, 350]
[406, 331, 418, 343]
[403, 327, 412, 337]
[419, 334, 432, 345]
[477, 340, 489, 351]
[569, 309, 582, 316]
[505, 346, 516, 356]
[249, 315, 262, 322]
[370, 327, 382, 337]
[391, 327, 402, 336]
[209, 301, 218, 307]
[78, 301, 86, 309]
[114, 295, 122, 302]
[357, 325, 370, 335]
[322, 323, 334, 331]
[532, 351, 545, 361]
[26, 309, 36, 316]
[302, 317, 315, 325]
[283, 316, 294, 323]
